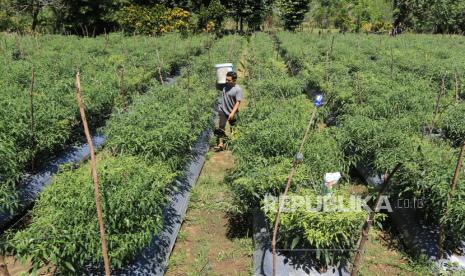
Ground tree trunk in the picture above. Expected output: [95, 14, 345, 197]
[31, 6, 40, 32]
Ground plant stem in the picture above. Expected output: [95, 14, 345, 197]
[455, 72, 460, 103]
[75, 72, 111, 276]
[390, 47, 394, 80]
[272, 107, 317, 276]
[438, 139, 465, 259]
[29, 67, 35, 171]
[156, 49, 164, 84]
[118, 67, 127, 111]
[104, 29, 109, 51]
[350, 163, 403, 276]
[429, 75, 446, 135]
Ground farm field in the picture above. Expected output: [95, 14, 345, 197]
[0, 32, 210, 215]
[0, 30, 464, 275]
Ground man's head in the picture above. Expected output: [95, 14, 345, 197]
[226, 71, 237, 87]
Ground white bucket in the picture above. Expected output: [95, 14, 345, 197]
[215, 63, 234, 84]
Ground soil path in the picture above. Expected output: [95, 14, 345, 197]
[165, 44, 253, 276]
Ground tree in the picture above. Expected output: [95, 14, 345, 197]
[222, 0, 274, 31]
[196, 0, 227, 32]
[394, 0, 465, 34]
[1, 0, 64, 32]
[276, 0, 310, 31]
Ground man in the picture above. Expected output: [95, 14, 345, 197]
[215, 71, 243, 151]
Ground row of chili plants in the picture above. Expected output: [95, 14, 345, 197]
[228, 32, 367, 267]
[0, 33, 210, 215]
[276, 32, 465, 253]
[3, 35, 244, 273]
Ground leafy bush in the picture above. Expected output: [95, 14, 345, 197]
[115, 4, 192, 35]
[11, 155, 174, 272]
[8, 34, 245, 272]
[228, 33, 364, 267]
[275, 0, 310, 31]
[195, 0, 226, 33]
[275, 31, 465, 246]
[0, 33, 209, 214]
[105, 83, 216, 171]
[264, 188, 366, 265]
[443, 104, 465, 145]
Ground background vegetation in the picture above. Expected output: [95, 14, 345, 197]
[2, 0, 465, 35]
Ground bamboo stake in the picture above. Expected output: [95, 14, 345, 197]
[455, 73, 460, 103]
[0, 256, 10, 276]
[350, 163, 403, 276]
[438, 140, 465, 259]
[156, 49, 164, 85]
[272, 108, 318, 276]
[117, 67, 127, 111]
[104, 29, 109, 51]
[429, 75, 446, 135]
[390, 47, 394, 80]
[325, 36, 335, 86]
[356, 72, 362, 104]
[75, 72, 111, 276]
[29, 67, 36, 171]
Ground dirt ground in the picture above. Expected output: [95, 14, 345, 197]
[165, 151, 253, 276]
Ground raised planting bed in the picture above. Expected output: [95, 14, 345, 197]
[0, 33, 211, 216]
[275, 31, 465, 266]
[3, 35, 245, 274]
[227, 33, 366, 273]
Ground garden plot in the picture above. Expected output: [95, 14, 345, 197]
[227, 33, 366, 274]
[276, 31, 465, 272]
[0, 33, 210, 216]
[2, 35, 244, 274]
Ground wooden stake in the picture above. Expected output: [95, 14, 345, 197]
[390, 47, 394, 80]
[104, 29, 109, 51]
[356, 72, 362, 104]
[117, 67, 127, 110]
[0, 255, 10, 276]
[350, 163, 403, 276]
[29, 67, 36, 171]
[75, 72, 111, 276]
[430, 75, 446, 135]
[156, 49, 164, 85]
[325, 36, 335, 86]
[455, 73, 460, 103]
[438, 140, 465, 259]
[272, 108, 318, 276]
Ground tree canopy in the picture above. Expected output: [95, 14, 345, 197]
[1, 0, 465, 34]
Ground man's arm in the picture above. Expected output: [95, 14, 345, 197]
[228, 101, 241, 121]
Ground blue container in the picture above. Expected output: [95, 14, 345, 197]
[314, 94, 324, 107]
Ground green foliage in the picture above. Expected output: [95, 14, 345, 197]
[8, 34, 244, 272]
[275, 31, 465, 246]
[394, 0, 465, 33]
[196, 0, 227, 32]
[0, 33, 209, 215]
[105, 83, 216, 171]
[443, 104, 465, 145]
[115, 4, 193, 35]
[307, 0, 393, 32]
[10, 154, 174, 271]
[228, 32, 363, 267]
[223, 0, 274, 31]
[275, 0, 310, 31]
[264, 188, 366, 265]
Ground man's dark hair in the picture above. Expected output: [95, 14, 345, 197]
[226, 71, 237, 80]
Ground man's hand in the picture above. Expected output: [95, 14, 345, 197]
[228, 112, 235, 122]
